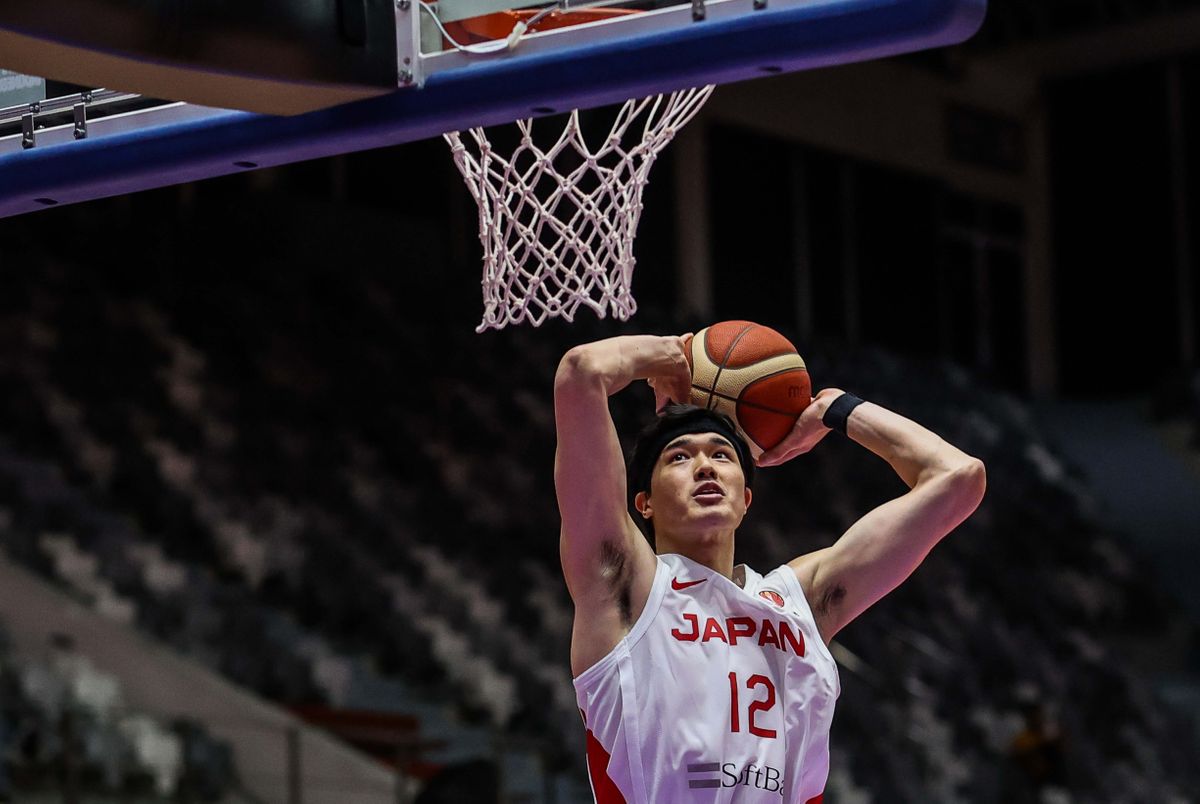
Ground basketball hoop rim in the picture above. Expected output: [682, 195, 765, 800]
[444, 7, 640, 44]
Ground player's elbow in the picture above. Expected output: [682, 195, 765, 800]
[555, 346, 605, 397]
[949, 457, 987, 513]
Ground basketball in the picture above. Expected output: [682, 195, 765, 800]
[686, 321, 812, 458]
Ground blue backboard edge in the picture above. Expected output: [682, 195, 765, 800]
[0, 0, 986, 219]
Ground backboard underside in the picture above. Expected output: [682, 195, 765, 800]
[0, 0, 986, 218]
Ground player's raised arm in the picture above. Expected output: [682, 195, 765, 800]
[553, 335, 690, 665]
[768, 392, 986, 644]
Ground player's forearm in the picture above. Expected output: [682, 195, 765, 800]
[820, 394, 984, 490]
[555, 335, 685, 398]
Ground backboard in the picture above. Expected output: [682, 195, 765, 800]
[0, 0, 986, 218]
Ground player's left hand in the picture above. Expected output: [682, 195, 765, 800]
[756, 387, 844, 466]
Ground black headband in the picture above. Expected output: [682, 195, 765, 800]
[627, 406, 755, 502]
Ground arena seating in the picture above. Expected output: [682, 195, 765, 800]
[0, 189, 1197, 801]
[0, 624, 235, 801]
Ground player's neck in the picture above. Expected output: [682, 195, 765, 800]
[657, 529, 736, 579]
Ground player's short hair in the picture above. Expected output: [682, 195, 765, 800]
[627, 404, 755, 541]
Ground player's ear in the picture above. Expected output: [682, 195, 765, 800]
[634, 491, 652, 519]
[743, 487, 752, 510]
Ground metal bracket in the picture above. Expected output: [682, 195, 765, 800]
[20, 113, 34, 149]
[692, 0, 706, 21]
[10, 91, 107, 148]
[395, 0, 424, 87]
[73, 103, 87, 139]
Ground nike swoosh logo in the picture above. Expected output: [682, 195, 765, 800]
[672, 577, 707, 591]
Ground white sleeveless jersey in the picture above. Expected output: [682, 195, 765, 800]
[574, 553, 840, 804]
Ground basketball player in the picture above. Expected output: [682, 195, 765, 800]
[554, 333, 986, 802]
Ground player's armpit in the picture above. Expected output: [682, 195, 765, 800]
[789, 459, 985, 643]
[561, 523, 658, 677]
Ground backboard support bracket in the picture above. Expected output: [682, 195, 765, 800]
[72, 102, 87, 140]
[19, 112, 34, 149]
[396, 0, 425, 87]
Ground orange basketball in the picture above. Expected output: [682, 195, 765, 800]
[686, 321, 811, 458]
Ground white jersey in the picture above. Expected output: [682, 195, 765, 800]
[574, 553, 840, 804]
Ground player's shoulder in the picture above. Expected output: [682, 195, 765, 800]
[725, 561, 819, 629]
[784, 548, 830, 596]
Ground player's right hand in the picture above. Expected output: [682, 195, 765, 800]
[646, 333, 692, 412]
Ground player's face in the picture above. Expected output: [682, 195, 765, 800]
[639, 433, 752, 535]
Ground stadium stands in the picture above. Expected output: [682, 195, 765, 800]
[0, 624, 235, 801]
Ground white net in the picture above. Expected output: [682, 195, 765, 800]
[445, 85, 714, 331]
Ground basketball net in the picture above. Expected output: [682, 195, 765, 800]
[445, 86, 713, 331]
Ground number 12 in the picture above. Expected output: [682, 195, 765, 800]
[728, 672, 777, 738]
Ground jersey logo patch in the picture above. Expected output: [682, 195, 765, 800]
[759, 589, 785, 607]
[672, 577, 707, 591]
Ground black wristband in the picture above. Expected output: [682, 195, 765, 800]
[822, 392, 865, 434]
